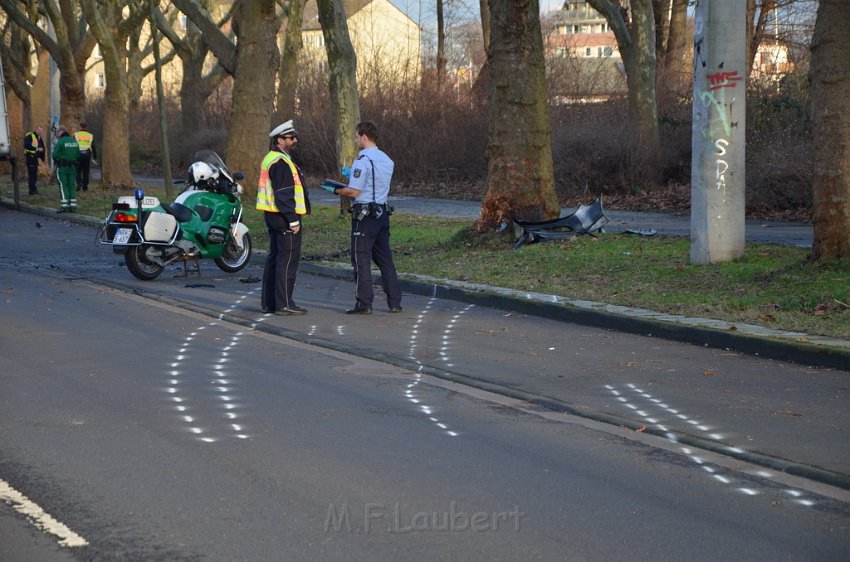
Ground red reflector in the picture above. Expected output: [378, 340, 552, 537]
[114, 213, 138, 223]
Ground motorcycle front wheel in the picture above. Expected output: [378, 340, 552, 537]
[215, 232, 252, 273]
[125, 245, 166, 280]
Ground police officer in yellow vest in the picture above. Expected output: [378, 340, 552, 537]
[24, 125, 46, 195]
[257, 120, 312, 315]
[74, 122, 97, 191]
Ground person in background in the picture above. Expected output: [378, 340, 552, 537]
[75, 122, 97, 191]
[52, 126, 79, 213]
[327, 121, 402, 315]
[24, 125, 45, 195]
[256, 119, 312, 315]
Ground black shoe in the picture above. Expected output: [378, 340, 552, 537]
[345, 306, 372, 315]
[276, 306, 307, 316]
[262, 307, 273, 313]
[389, 306, 403, 313]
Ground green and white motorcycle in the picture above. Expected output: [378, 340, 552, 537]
[99, 150, 252, 280]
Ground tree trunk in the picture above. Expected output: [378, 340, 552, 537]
[746, 0, 775, 80]
[317, 0, 361, 215]
[478, 0, 559, 229]
[224, 0, 280, 198]
[587, 0, 661, 184]
[80, 0, 134, 186]
[151, 0, 174, 201]
[809, 0, 850, 260]
[663, 0, 690, 96]
[0, 0, 94, 133]
[276, 0, 307, 123]
[437, 0, 447, 96]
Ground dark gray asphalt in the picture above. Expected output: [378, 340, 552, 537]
[4, 207, 848, 560]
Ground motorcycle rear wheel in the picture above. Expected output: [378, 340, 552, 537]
[215, 232, 252, 273]
[125, 245, 166, 280]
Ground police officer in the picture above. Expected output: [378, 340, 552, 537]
[257, 119, 312, 315]
[328, 121, 402, 314]
[52, 126, 79, 213]
[24, 126, 45, 195]
[74, 122, 97, 191]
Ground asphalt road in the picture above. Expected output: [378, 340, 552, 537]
[0, 207, 846, 561]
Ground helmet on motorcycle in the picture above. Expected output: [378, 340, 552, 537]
[188, 161, 220, 189]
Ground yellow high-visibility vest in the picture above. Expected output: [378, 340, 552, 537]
[256, 150, 306, 214]
[25, 132, 39, 155]
[75, 131, 93, 151]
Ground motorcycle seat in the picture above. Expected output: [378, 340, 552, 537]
[162, 202, 193, 223]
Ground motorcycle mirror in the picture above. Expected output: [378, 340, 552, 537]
[134, 188, 145, 201]
[234, 172, 244, 181]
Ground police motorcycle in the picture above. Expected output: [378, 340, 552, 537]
[98, 150, 252, 280]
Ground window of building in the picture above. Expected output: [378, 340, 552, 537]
[604, 46, 613, 57]
[179, 14, 187, 30]
[585, 47, 592, 57]
[96, 73, 105, 88]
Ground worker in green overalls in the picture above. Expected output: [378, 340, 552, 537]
[52, 126, 80, 213]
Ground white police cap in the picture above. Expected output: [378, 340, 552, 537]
[269, 119, 297, 138]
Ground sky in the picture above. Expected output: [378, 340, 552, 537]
[391, 0, 564, 31]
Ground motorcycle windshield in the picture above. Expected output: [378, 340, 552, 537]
[192, 150, 230, 178]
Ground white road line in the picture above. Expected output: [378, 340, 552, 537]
[0, 478, 88, 547]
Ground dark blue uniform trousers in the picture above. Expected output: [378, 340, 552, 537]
[262, 219, 302, 311]
[351, 212, 402, 310]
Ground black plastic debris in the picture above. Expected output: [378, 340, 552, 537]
[625, 228, 657, 237]
[512, 197, 609, 249]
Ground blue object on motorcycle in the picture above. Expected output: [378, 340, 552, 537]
[134, 188, 145, 201]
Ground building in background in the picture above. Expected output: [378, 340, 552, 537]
[544, 0, 626, 104]
[301, 0, 421, 89]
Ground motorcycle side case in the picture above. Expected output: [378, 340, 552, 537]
[143, 212, 178, 242]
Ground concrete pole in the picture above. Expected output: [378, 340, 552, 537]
[690, 0, 747, 264]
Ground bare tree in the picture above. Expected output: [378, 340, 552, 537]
[663, 0, 689, 95]
[809, 0, 850, 260]
[153, 1, 229, 138]
[172, 0, 282, 195]
[586, 0, 661, 176]
[0, 0, 96, 130]
[79, 0, 149, 186]
[478, 0, 559, 229]
[316, 0, 360, 212]
[436, 0, 447, 96]
[0, 19, 35, 131]
[276, 0, 306, 123]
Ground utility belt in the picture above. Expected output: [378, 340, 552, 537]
[350, 202, 393, 220]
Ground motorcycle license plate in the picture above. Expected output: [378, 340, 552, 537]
[113, 228, 133, 244]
